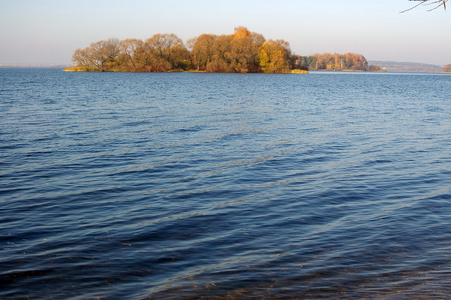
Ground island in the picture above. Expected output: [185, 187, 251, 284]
[66, 27, 381, 74]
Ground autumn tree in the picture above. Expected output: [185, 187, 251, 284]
[119, 38, 144, 71]
[144, 33, 189, 71]
[290, 55, 309, 71]
[312, 53, 331, 70]
[72, 48, 91, 69]
[207, 34, 233, 72]
[444, 64, 451, 72]
[191, 34, 218, 71]
[251, 32, 266, 45]
[71, 38, 120, 71]
[91, 38, 120, 71]
[103, 38, 121, 65]
[227, 27, 262, 73]
[352, 53, 368, 70]
[189, 27, 266, 73]
[274, 39, 292, 63]
[259, 40, 291, 73]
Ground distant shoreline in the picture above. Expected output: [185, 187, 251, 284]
[368, 60, 444, 73]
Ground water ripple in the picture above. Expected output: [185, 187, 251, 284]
[1, 69, 450, 298]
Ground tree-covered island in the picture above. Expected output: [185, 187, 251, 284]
[67, 27, 381, 73]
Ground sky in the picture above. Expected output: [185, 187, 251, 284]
[0, 0, 449, 66]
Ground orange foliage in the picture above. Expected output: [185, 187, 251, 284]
[233, 26, 251, 39]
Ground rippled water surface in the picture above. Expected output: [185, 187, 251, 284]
[1, 68, 450, 299]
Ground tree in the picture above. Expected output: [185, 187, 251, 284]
[289, 55, 309, 71]
[227, 28, 261, 73]
[72, 48, 90, 68]
[208, 34, 233, 72]
[303, 56, 317, 69]
[274, 39, 292, 61]
[190, 27, 266, 73]
[259, 40, 290, 73]
[250, 32, 266, 45]
[145, 33, 188, 71]
[103, 38, 120, 65]
[444, 64, 451, 72]
[119, 39, 144, 70]
[72, 38, 120, 71]
[191, 34, 217, 71]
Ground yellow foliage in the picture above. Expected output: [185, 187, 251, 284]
[259, 45, 271, 72]
[259, 41, 290, 73]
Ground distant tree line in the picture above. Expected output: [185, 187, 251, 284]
[70, 27, 380, 73]
[291, 53, 381, 71]
[444, 64, 451, 72]
[71, 34, 190, 72]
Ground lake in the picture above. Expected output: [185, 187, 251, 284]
[1, 68, 450, 299]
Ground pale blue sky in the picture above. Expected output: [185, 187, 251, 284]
[0, 0, 449, 65]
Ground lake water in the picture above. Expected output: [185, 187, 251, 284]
[1, 68, 450, 299]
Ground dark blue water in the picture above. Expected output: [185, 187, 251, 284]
[1, 68, 450, 299]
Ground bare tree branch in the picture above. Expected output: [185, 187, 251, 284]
[401, 0, 447, 13]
